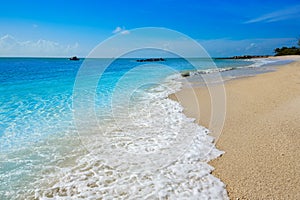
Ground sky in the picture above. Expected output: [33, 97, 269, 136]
[0, 0, 300, 57]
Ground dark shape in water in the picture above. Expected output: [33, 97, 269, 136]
[181, 71, 190, 77]
[69, 56, 80, 61]
[216, 55, 270, 59]
[136, 58, 165, 62]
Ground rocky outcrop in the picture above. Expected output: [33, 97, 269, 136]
[136, 58, 165, 62]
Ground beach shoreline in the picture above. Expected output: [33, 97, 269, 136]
[169, 55, 300, 199]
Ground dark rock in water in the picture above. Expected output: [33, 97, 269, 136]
[69, 56, 80, 61]
[136, 58, 165, 62]
[216, 55, 270, 59]
[181, 71, 190, 77]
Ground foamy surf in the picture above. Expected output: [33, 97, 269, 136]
[29, 74, 228, 199]
[0, 58, 235, 199]
[188, 57, 293, 75]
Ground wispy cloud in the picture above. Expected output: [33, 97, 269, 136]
[112, 26, 130, 35]
[0, 34, 79, 57]
[244, 5, 300, 24]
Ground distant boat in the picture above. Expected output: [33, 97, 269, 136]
[69, 56, 80, 61]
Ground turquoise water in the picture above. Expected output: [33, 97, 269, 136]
[0, 57, 260, 199]
[0, 57, 255, 147]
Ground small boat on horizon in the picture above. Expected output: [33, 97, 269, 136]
[69, 56, 80, 61]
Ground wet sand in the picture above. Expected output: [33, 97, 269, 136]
[169, 57, 300, 199]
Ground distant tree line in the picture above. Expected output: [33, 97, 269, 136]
[274, 37, 300, 56]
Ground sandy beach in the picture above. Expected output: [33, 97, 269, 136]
[170, 56, 300, 199]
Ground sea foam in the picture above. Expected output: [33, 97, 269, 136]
[31, 74, 228, 199]
[0, 58, 230, 199]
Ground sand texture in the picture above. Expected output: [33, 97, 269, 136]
[170, 59, 300, 199]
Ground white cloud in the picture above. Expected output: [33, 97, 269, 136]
[244, 5, 300, 24]
[112, 26, 130, 35]
[112, 26, 122, 34]
[0, 34, 80, 57]
[120, 30, 130, 35]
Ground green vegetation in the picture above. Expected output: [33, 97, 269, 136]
[274, 46, 300, 56]
[274, 37, 300, 56]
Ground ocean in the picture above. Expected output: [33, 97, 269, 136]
[0, 57, 290, 199]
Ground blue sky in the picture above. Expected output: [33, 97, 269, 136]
[0, 0, 300, 57]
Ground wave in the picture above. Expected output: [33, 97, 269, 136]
[186, 58, 290, 77]
[28, 75, 228, 199]
[190, 67, 235, 75]
[244, 58, 279, 68]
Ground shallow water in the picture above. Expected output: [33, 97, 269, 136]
[1, 57, 283, 199]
